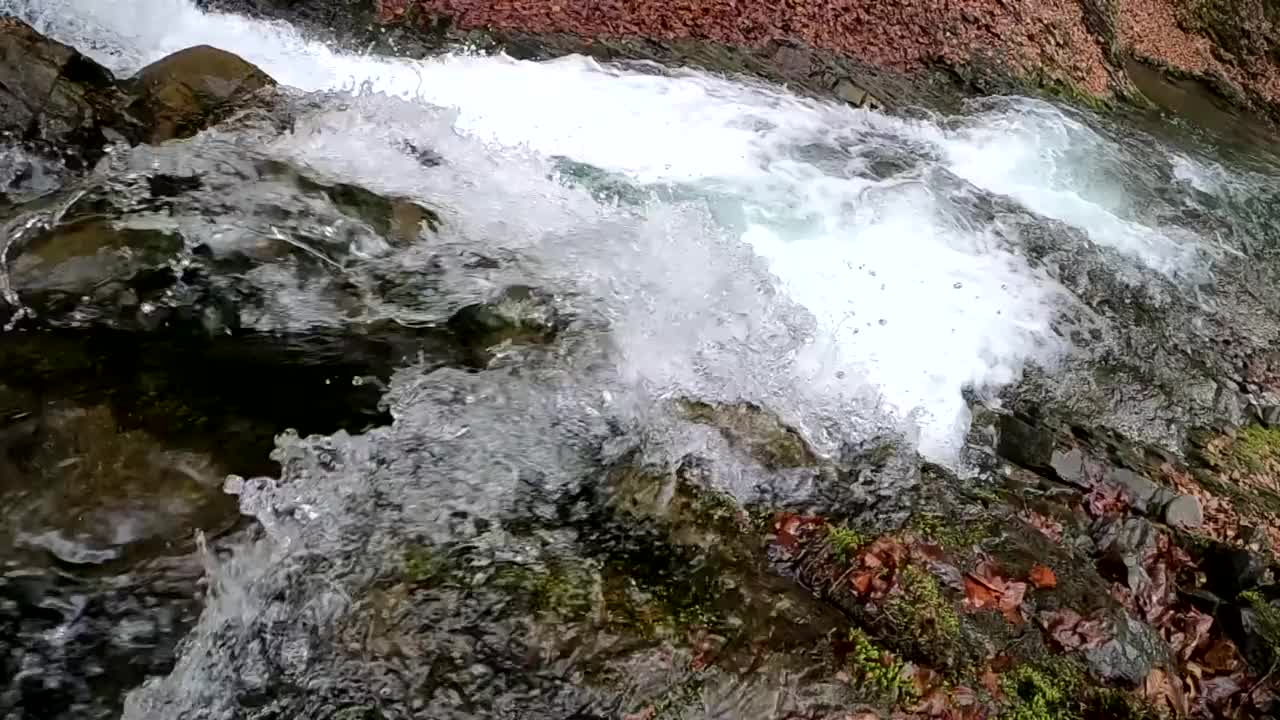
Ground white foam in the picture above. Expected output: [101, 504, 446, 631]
[5, 0, 1212, 460]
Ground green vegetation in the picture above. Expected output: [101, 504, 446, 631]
[492, 560, 598, 620]
[1000, 662, 1083, 720]
[910, 512, 993, 549]
[843, 627, 913, 699]
[885, 564, 962, 648]
[1231, 425, 1280, 474]
[827, 524, 867, 562]
[1241, 590, 1280, 670]
[403, 546, 447, 584]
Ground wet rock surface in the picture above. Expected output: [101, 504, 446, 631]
[3, 13, 1280, 720]
[125, 45, 276, 143]
[0, 17, 138, 168]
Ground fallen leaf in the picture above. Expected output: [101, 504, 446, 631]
[963, 575, 1002, 612]
[1200, 638, 1243, 674]
[1028, 564, 1057, 589]
[1026, 510, 1065, 542]
[963, 560, 1026, 624]
[850, 571, 875, 595]
[999, 580, 1027, 624]
[1087, 482, 1129, 517]
[1040, 608, 1109, 650]
[980, 669, 1003, 698]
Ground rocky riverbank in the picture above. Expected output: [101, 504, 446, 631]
[4, 6, 1280, 720]
[196, 0, 1280, 137]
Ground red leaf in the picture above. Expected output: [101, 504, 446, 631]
[851, 571, 875, 595]
[1040, 608, 1109, 650]
[1028, 564, 1057, 589]
[1026, 510, 1065, 542]
[963, 575, 1002, 612]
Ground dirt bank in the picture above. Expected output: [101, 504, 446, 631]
[376, 0, 1280, 126]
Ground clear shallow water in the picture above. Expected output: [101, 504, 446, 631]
[3, 0, 1278, 716]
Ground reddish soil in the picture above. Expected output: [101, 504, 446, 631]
[379, 0, 1280, 118]
[385, 0, 1111, 94]
[1116, 0, 1280, 106]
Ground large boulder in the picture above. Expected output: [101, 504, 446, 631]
[0, 17, 139, 166]
[126, 45, 276, 143]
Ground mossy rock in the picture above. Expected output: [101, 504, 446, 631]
[127, 45, 276, 143]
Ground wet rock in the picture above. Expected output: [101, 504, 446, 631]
[834, 78, 882, 109]
[126, 45, 276, 143]
[1094, 516, 1157, 590]
[996, 415, 1056, 470]
[1084, 613, 1168, 684]
[1108, 466, 1176, 514]
[1164, 494, 1204, 529]
[1050, 447, 1088, 487]
[0, 403, 235, 565]
[1200, 542, 1271, 599]
[0, 17, 138, 166]
[679, 400, 819, 470]
[446, 285, 562, 364]
[5, 215, 186, 330]
[0, 555, 205, 720]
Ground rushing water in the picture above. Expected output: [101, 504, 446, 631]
[4, 0, 1280, 717]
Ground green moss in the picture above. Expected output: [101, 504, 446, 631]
[403, 546, 447, 584]
[843, 627, 913, 699]
[909, 512, 992, 550]
[1240, 590, 1280, 668]
[827, 525, 868, 562]
[883, 564, 962, 654]
[1232, 425, 1280, 473]
[1000, 662, 1084, 720]
[492, 560, 597, 620]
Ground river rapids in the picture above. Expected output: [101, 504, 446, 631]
[3, 0, 1280, 718]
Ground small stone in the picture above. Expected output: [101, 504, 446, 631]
[834, 78, 867, 106]
[1109, 468, 1159, 512]
[1164, 495, 1204, 529]
[1049, 447, 1086, 487]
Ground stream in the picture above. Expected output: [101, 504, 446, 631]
[3, 0, 1280, 718]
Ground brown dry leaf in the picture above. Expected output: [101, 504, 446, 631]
[867, 536, 909, 568]
[999, 580, 1027, 624]
[1040, 608, 1110, 650]
[850, 571, 875, 596]
[772, 512, 823, 550]
[1200, 638, 1244, 674]
[963, 575, 1003, 612]
[963, 561, 1026, 624]
[1026, 510, 1065, 542]
[1028, 564, 1057, 589]
[623, 707, 656, 720]
[1142, 667, 1187, 717]
[1165, 608, 1214, 662]
[980, 669, 1003, 698]
[1086, 482, 1129, 517]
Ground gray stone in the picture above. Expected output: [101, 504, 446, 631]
[1109, 467, 1160, 512]
[1084, 614, 1169, 684]
[835, 78, 869, 106]
[1164, 495, 1204, 529]
[1049, 447, 1087, 487]
[1094, 517, 1157, 591]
